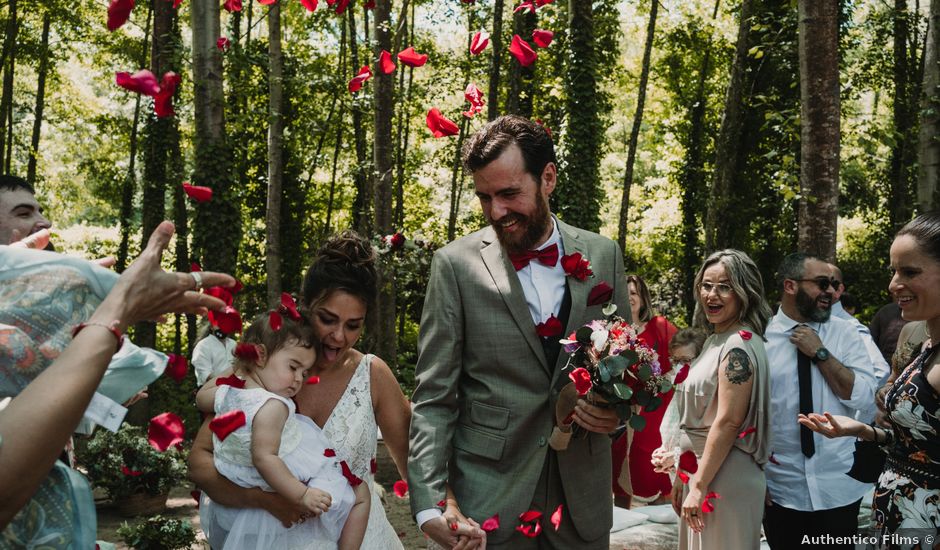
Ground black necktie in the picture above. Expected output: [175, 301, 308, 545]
[798, 349, 815, 457]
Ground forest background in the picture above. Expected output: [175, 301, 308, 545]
[4, 0, 940, 430]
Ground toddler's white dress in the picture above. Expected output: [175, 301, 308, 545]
[200, 385, 355, 550]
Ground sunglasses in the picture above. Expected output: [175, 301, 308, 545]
[792, 277, 840, 292]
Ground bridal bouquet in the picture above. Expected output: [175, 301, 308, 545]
[558, 308, 673, 432]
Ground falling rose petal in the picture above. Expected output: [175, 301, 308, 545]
[678, 450, 699, 473]
[332, 0, 350, 14]
[515, 520, 542, 538]
[673, 363, 691, 385]
[768, 453, 781, 465]
[535, 315, 563, 338]
[397, 47, 428, 68]
[519, 510, 542, 523]
[306, 375, 320, 385]
[560, 252, 592, 281]
[269, 310, 283, 331]
[300, 0, 317, 11]
[148, 412, 185, 451]
[121, 464, 142, 477]
[182, 182, 212, 202]
[677, 470, 690, 484]
[115, 69, 160, 96]
[701, 492, 721, 514]
[535, 0, 554, 5]
[209, 306, 243, 334]
[379, 50, 396, 74]
[191, 261, 202, 272]
[586, 281, 614, 306]
[107, 0, 135, 31]
[280, 293, 302, 320]
[513, 0, 536, 14]
[216, 36, 231, 51]
[205, 285, 234, 306]
[363, 0, 375, 8]
[223, 0, 242, 12]
[165, 353, 188, 383]
[393, 480, 409, 498]
[532, 29, 554, 48]
[426, 108, 459, 138]
[387, 232, 405, 250]
[348, 65, 372, 93]
[191, 490, 201, 508]
[230, 279, 244, 294]
[437, 500, 446, 507]
[341, 460, 363, 486]
[481, 514, 500, 532]
[737, 426, 757, 439]
[153, 71, 181, 118]
[258, 0, 276, 4]
[470, 30, 490, 55]
[209, 410, 246, 441]
[216, 373, 246, 388]
[550, 504, 562, 531]
[234, 342, 259, 362]
[463, 83, 485, 118]
[324, 448, 337, 457]
[738, 329, 753, 341]
[508, 34, 537, 67]
[370, 457, 377, 474]
[535, 118, 552, 138]
[568, 367, 592, 396]
[171, 0, 183, 8]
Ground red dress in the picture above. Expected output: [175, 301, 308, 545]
[612, 315, 677, 499]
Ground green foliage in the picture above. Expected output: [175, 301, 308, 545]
[75, 425, 188, 500]
[117, 515, 197, 550]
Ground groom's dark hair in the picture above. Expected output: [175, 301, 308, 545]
[462, 115, 556, 184]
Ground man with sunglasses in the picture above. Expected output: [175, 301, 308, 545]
[762, 253, 878, 550]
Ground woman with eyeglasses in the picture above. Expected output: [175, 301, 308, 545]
[672, 249, 772, 549]
[611, 274, 678, 509]
[798, 212, 940, 543]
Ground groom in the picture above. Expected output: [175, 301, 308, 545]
[408, 115, 631, 548]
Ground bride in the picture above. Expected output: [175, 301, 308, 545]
[190, 230, 411, 549]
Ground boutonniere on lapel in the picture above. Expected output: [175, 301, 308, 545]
[535, 314, 563, 338]
[560, 252, 593, 281]
[587, 281, 614, 307]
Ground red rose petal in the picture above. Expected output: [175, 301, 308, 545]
[508, 34, 537, 67]
[172, 0, 183, 9]
[363, 0, 375, 8]
[209, 306, 243, 334]
[673, 363, 691, 385]
[370, 457, 377, 474]
[223, 0, 242, 12]
[258, 0, 276, 4]
[330, 0, 350, 14]
[437, 499, 446, 507]
[379, 49, 396, 74]
[182, 182, 212, 202]
[216, 36, 231, 51]
[348, 65, 372, 93]
[191, 261, 202, 272]
[536, 118, 552, 138]
[470, 30, 490, 55]
[165, 353, 188, 383]
[234, 342, 259, 362]
[737, 426, 757, 439]
[341, 460, 363, 486]
[280, 293, 301, 320]
[738, 329, 753, 341]
[568, 367, 592, 396]
[324, 448, 337, 457]
[393, 480, 408, 498]
[481, 513, 500, 532]
[205, 285, 233, 306]
[397, 47, 428, 68]
[300, 0, 317, 11]
[216, 373, 246, 388]
[769, 453, 781, 465]
[550, 504, 562, 531]
[209, 410, 246, 442]
[153, 72, 181, 118]
[191, 490, 201, 509]
[678, 450, 699, 474]
[426, 108, 459, 138]
[148, 412, 185, 451]
[121, 464, 142, 477]
[305, 375, 320, 385]
[586, 281, 614, 306]
[513, 0, 535, 14]
[677, 470, 690, 484]
[519, 510, 542, 522]
[230, 279, 244, 294]
[535, 314, 563, 338]
[269, 310, 283, 331]
[115, 69, 160, 96]
[463, 83, 485, 118]
[107, 0, 135, 31]
[515, 520, 542, 538]
[702, 491, 721, 514]
[532, 29, 554, 48]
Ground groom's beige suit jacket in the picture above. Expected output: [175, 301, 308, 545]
[408, 219, 630, 544]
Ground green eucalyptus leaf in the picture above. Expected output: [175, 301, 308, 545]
[645, 396, 662, 412]
[637, 363, 653, 381]
[634, 390, 652, 407]
[616, 402, 632, 421]
[611, 382, 633, 401]
[599, 355, 629, 381]
[628, 414, 647, 431]
[618, 349, 639, 365]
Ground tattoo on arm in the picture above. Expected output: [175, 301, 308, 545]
[725, 348, 753, 385]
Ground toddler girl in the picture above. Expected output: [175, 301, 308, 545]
[198, 305, 369, 550]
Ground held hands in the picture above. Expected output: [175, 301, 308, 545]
[789, 326, 824, 357]
[573, 393, 621, 433]
[651, 446, 675, 474]
[300, 487, 332, 517]
[422, 500, 486, 550]
[796, 412, 865, 439]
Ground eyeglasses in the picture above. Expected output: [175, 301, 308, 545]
[699, 282, 734, 297]
[792, 278, 839, 292]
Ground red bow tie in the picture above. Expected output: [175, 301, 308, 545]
[508, 243, 559, 271]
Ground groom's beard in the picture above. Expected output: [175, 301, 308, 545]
[491, 193, 552, 255]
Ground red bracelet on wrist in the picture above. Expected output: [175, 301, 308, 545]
[72, 320, 125, 352]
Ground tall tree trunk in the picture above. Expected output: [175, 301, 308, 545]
[0, 0, 17, 171]
[191, 0, 240, 273]
[393, 8, 410, 228]
[889, 0, 916, 230]
[117, 5, 153, 272]
[325, 123, 343, 234]
[349, 8, 371, 236]
[705, 0, 752, 252]
[918, 0, 940, 211]
[797, 0, 840, 261]
[617, 0, 658, 252]
[26, 12, 51, 186]
[265, 2, 284, 307]
[372, 0, 397, 366]
[488, 0, 505, 120]
[507, 11, 535, 116]
[448, 116, 470, 241]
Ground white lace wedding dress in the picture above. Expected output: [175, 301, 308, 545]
[322, 353, 405, 549]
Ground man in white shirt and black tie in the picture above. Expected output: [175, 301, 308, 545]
[763, 253, 878, 549]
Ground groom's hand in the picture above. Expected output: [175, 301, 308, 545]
[422, 515, 486, 549]
[573, 397, 620, 433]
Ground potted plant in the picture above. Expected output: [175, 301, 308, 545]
[76, 424, 188, 517]
[116, 515, 196, 550]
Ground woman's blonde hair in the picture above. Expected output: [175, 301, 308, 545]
[692, 249, 772, 335]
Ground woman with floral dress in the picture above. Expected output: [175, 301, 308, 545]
[800, 211, 940, 540]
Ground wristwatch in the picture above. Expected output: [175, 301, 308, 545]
[812, 347, 830, 363]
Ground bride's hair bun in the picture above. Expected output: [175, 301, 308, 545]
[301, 230, 377, 311]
